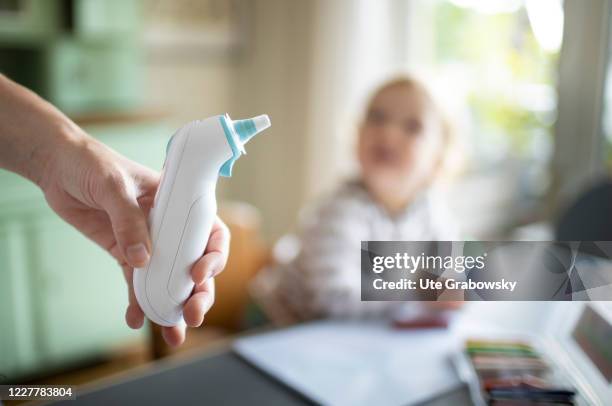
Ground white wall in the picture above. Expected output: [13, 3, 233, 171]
[225, 0, 409, 240]
[224, 0, 315, 240]
[143, 0, 408, 241]
[146, 61, 236, 126]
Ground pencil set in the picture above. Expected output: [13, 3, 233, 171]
[465, 339, 576, 405]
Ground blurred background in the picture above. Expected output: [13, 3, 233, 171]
[0, 0, 611, 388]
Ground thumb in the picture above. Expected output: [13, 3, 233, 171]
[101, 175, 151, 268]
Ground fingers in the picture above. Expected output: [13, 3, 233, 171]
[208, 217, 231, 258]
[134, 166, 160, 218]
[191, 251, 224, 285]
[132, 162, 160, 193]
[132, 279, 214, 344]
[162, 324, 186, 348]
[121, 265, 145, 329]
[126, 301, 145, 329]
[101, 174, 151, 268]
[160, 279, 214, 344]
[183, 278, 215, 327]
[109, 181, 222, 342]
[185, 219, 226, 328]
[192, 218, 230, 284]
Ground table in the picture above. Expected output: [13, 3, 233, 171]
[49, 349, 473, 405]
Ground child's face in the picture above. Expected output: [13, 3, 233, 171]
[358, 85, 444, 195]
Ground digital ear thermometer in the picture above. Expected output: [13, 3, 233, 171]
[134, 114, 271, 326]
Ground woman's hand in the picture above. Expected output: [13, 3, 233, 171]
[0, 74, 230, 347]
[42, 136, 230, 346]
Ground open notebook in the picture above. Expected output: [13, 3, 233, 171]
[233, 321, 462, 406]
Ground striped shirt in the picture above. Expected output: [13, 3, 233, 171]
[251, 180, 458, 324]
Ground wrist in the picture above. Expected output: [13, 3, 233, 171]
[31, 120, 88, 191]
[0, 74, 90, 190]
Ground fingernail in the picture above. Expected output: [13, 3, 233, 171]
[205, 258, 220, 280]
[127, 243, 149, 267]
[203, 268, 214, 283]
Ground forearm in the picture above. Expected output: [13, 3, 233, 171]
[0, 73, 86, 188]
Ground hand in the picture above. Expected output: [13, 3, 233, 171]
[40, 136, 230, 346]
[0, 75, 231, 346]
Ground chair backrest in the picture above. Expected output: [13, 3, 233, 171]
[205, 202, 270, 331]
[556, 180, 612, 242]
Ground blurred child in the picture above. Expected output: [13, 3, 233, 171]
[252, 76, 460, 324]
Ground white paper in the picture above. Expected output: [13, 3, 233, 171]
[234, 320, 462, 406]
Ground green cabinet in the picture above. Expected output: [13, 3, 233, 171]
[0, 220, 39, 378]
[0, 121, 170, 380]
[0, 0, 140, 43]
[44, 40, 143, 114]
[0, 0, 155, 380]
[0, 1, 61, 44]
[30, 212, 133, 365]
[73, 0, 141, 38]
[0, 0, 143, 115]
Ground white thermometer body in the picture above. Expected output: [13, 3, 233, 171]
[134, 114, 270, 326]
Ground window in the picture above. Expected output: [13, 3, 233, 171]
[407, 0, 564, 236]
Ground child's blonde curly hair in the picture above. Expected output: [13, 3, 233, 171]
[362, 75, 462, 184]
